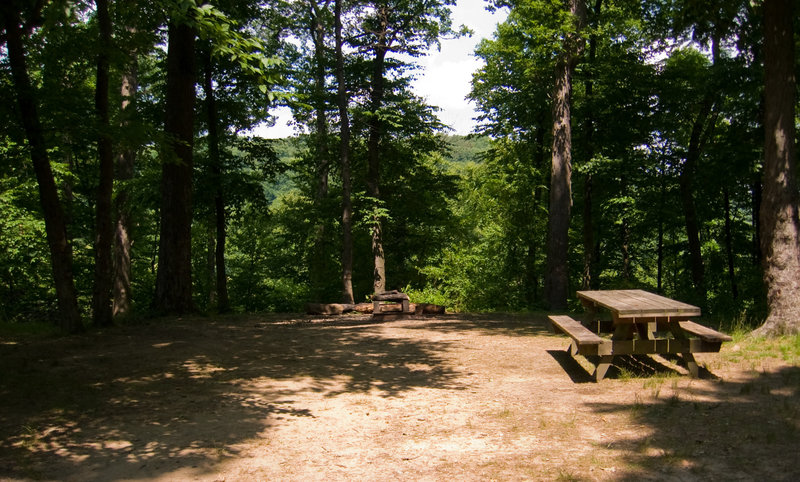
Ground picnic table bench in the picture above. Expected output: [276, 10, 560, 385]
[372, 290, 412, 320]
[549, 289, 732, 381]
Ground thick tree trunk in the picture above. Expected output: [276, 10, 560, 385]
[113, 54, 137, 317]
[755, 0, 800, 336]
[544, 0, 585, 310]
[309, 5, 331, 302]
[92, 0, 114, 327]
[2, 6, 83, 332]
[367, 45, 388, 294]
[202, 49, 229, 312]
[544, 57, 573, 310]
[153, 20, 196, 315]
[336, 0, 354, 304]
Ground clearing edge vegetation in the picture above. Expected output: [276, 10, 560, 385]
[1, 314, 798, 481]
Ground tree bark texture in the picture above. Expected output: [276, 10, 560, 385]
[544, 0, 585, 310]
[336, 0, 354, 304]
[756, 0, 800, 336]
[2, 6, 83, 332]
[153, 20, 196, 315]
[113, 52, 137, 317]
[367, 43, 388, 295]
[92, 0, 114, 327]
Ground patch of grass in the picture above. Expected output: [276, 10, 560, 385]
[555, 469, 582, 481]
[494, 408, 513, 419]
[721, 332, 800, 365]
[617, 366, 637, 380]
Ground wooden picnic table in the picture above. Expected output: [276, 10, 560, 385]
[549, 289, 731, 381]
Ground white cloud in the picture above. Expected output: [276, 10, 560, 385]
[255, 1, 507, 138]
[412, 1, 507, 134]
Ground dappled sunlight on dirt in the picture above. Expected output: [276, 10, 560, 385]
[0, 313, 798, 480]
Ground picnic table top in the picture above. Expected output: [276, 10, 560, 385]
[576, 289, 701, 320]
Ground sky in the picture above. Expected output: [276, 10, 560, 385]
[256, 1, 508, 138]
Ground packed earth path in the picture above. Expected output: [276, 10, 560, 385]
[1, 313, 798, 481]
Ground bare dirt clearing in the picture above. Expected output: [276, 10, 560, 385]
[1, 313, 798, 481]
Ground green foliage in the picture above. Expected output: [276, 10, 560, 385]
[0, 0, 788, 329]
[0, 141, 54, 321]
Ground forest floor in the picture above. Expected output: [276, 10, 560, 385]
[1, 313, 798, 481]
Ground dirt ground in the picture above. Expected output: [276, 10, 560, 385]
[1, 313, 798, 481]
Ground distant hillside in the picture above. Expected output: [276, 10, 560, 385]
[443, 135, 491, 164]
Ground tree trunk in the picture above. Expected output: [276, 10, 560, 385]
[680, 95, 711, 303]
[723, 187, 739, 300]
[92, 0, 114, 327]
[206, 226, 217, 306]
[544, 0, 585, 310]
[113, 52, 137, 318]
[153, 19, 196, 315]
[336, 0, 354, 304]
[2, 6, 83, 333]
[755, 0, 800, 336]
[367, 43, 388, 294]
[310, 3, 331, 302]
[751, 178, 762, 265]
[202, 48, 229, 312]
[657, 163, 666, 292]
[581, 0, 602, 291]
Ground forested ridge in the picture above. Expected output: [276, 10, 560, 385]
[1, 0, 799, 335]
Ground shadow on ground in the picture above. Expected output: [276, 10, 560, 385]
[398, 312, 553, 338]
[592, 365, 800, 480]
[0, 314, 462, 480]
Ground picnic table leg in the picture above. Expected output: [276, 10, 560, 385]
[635, 321, 657, 340]
[568, 340, 578, 357]
[594, 355, 614, 382]
[683, 353, 699, 377]
[666, 321, 700, 377]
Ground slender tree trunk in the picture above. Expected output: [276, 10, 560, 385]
[336, 0, 354, 304]
[581, 0, 601, 291]
[202, 49, 229, 312]
[525, 126, 547, 306]
[207, 226, 217, 306]
[2, 6, 82, 332]
[621, 218, 631, 281]
[92, 0, 114, 327]
[755, 0, 800, 336]
[309, 4, 330, 302]
[153, 19, 196, 315]
[367, 44, 388, 294]
[544, 0, 585, 310]
[723, 187, 739, 300]
[113, 54, 137, 317]
[680, 95, 711, 302]
[657, 164, 666, 292]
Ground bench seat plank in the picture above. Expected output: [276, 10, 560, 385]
[548, 315, 604, 345]
[678, 321, 733, 342]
